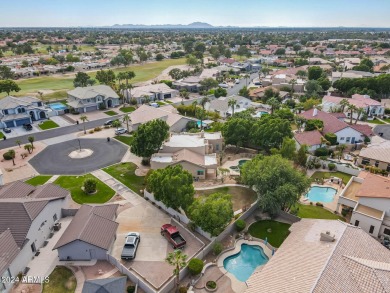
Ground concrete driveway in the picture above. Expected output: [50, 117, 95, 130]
[112, 201, 171, 262]
[1, 124, 40, 139]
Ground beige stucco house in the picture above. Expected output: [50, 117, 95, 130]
[357, 140, 390, 172]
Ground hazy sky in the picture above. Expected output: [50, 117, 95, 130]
[1, 0, 389, 27]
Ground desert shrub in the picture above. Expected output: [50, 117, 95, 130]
[235, 219, 246, 232]
[84, 178, 97, 194]
[3, 152, 12, 160]
[188, 258, 204, 275]
[127, 286, 135, 293]
[328, 163, 336, 171]
[94, 126, 102, 132]
[179, 287, 187, 293]
[88, 130, 94, 134]
[314, 147, 328, 157]
[141, 158, 150, 166]
[212, 242, 223, 256]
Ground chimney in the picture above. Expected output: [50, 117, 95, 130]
[313, 108, 318, 117]
[320, 231, 335, 242]
[363, 94, 370, 99]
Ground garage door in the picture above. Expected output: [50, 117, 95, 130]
[85, 106, 97, 112]
[5, 121, 15, 127]
[15, 118, 31, 126]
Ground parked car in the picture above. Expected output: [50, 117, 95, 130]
[3, 128, 11, 133]
[235, 79, 240, 84]
[150, 102, 159, 108]
[23, 124, 32, 131]
[161, 224, 186, 249]
[104, 120, 114, 126]
[218, 83, 229, 88]
[115, 128, 127, 135]
[121, 232, 140, 260]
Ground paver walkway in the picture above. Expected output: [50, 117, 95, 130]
[45, 175, 59, 184]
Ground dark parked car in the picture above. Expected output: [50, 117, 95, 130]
[104, 120, 113, 126]
[23, 124, 33, 131]
[3, 128, 11, 133]
[121, 232, 140, 260]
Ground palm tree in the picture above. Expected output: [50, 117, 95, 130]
[122, 114, 131, 132]
[15, 140, 21, 147]
[124, 71, 136, 102]
[28, 136, 35, 149]
[228, 98, 238, 116]
[289, 79, 297, 93]
[165, 250, 187, 292]
[80, 115, 88, 134]
[267, 97, 280, 114]
[346, 104, 357, 124]
[355, 107, 365, 124]
[179, 89, 189, 102]
[112, 120, 121, 130]
[200, 96, 210, 110]
[24, 144, 33, 154]
[244, 74, 250, 87]
[8, 149, 16, 166]
[336, 144, 347, 161]
[340, 99, 350, 113]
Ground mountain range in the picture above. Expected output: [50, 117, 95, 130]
[111, 22, 217, 29]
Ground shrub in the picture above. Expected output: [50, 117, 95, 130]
[88, 130, 94, 134]
[84, 178, 97, 194]
[206, 281, 217, 290]
[324, 133, 337, 145]
[314, 147, 328, 157]
[127, 286, 135, 293]
[141, 158, 150, 166]
[104, 125, 110, 129]
[328, 163, 336, 171]
[314, 162, 321, 169]
[187, 221, 197, 232]
[212, 242, 223, 256]
[179, 287, 187, 293]
[364, 136, 371, 144]
[315, 202, 324, 207]
[341, 208, 349, 217]
[235, 219, 246, 232]
[3, 152, 12, 160]
[94, 126, 102, 132]
[310, 202, 313, 205]
[188, 258, 204, 275]
[99, 103, 107, 110]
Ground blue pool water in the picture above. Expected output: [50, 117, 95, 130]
[306, 186, 337, 203]
[238, 159, 249, 167]
[49, 102, 68, 111]
[254, 111, 269, 118]
[223, 244, 268, 282]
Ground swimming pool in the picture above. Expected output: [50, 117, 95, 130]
[238, 159, 249, 167]
[254, 111, 269, 118]
[49, 102, 68, 111]
[305, 186, 337, 203]
[223, 244, 268, 282]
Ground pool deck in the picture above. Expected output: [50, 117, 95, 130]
[216, 239, 273, 293]
[300, 182, 344, 212]
[221, 158, 252, 176]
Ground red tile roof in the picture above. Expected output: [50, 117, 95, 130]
[299, 109, 349, 134]
[350, 124, 373, 137]
[294, 130, 323, 146]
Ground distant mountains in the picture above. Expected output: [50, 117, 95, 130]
[111, 22, 216, 29]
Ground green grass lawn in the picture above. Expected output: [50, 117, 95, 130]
[42, 266, 76, 293]
[38, 120, 59, 130]
[119, 106, 136, 113]
[0, 132, 4, 139]
[368, 119, 385, 125]
[196, 186, 257, 211]
[104, 110, 118, 116]
[25, 175, 52, 186]
[165, 100, 173, 104]
[310, 171, 352, 184]
[297, 204, 344, 220]
[54, 174, 115, 204]
[0, 58, 186, 98]
[248, 220, 291, 248]
[42, 90, 68, 101]
[157, 101, 166, 106]
[103, 162, 145, 195]
[114, 135, 133, 146]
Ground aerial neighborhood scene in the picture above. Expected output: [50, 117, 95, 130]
[2, 1, 390, 292]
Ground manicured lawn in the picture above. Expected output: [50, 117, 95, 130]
[114, 135, 133, 146]
[103, 162, 145, 195]
[25, 175, 52, 186]
[368, 119, 385, 124]
[310, 171, 352, 184]
[0, 58, 186, 98]
[248, 220, 291, 248]
[38, 120, 59, 130]
[104, 110, 118, 116]
[119, 106, 136, 113]
[54, 174, 115, 204]
[157, 101, 166, 106]
[165, 100, 173, 104]
[297, 204, 344, 220]
[0, 132, 4, 139]
[42, 266, 76, 293]
[196, 186, 257, 211]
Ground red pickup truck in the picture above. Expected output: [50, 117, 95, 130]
[161, 224, 186, 249]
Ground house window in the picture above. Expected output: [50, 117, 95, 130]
[4, 109, 8, 115]
[340, 137, 345, 141]
[361, 158, 370, 165]
[354, 220, 359, 227]
[384, 228, 390, 236]
[53, 214, 57, 222]
[369, 225, 375, 234]
[216, 144, 219, 151]
[346, 137, 351, 143]
[197, 170, 204, 176]
[375, 161, 380, 167]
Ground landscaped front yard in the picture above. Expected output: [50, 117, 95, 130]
[54, 174, 115, 204]
[248, 220, 291, 248]
[196, 186, 257, 211]
[119, 106, 135, 113]
[38, 120, 59, 130]
[104, 110, 118, 116]
[296, 204, 344, 220]
[42, 266, 76, 293]
[311, 171, 352, 184]
[25, 175, 52, 186]
[114, 135, 133, 146]
[103, 162, 145, 195]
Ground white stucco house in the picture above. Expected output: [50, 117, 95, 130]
[0, 181, 69, 293]
[206, 95, 252, 118]
[130, 83, 178, 104]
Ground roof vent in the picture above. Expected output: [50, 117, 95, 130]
[320, 231, 335, 242]
[313, 108, 318, 117]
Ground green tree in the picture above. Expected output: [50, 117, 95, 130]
[111, 120, 121, 130]
[308, 66, 324, 80]
[155, 53, 164, 61]
[280, 137, 296, 160]
[96, 69, 116, 86]
[274, 108, 294, 121]
[147, 165, 194, 211]
[222, 117, 252, 149]
[179, 89, 189, 101]
[165, 250, 187, 292]
[0, 65, 15, 79]
[296, 70, 307, 79]
[73, 72, 95, 87]
[199, 78, 218, 92]
[169, 68, 183, 80]
[228, 98, 238, 116]
[275, 48, 286, 56]
[186, 54, 199, 67]
[130, 119, 169, 161]
[0, 80, 20, 95]
[24, 144, 33, 154]
[305, 80, 323, 97]
[336, 144, 347, 161]
[238, 86, 250, 98]
[188, 193, 233, 237]
[7, 149, 16, 166]
[251, 116, 292, 150]
[83, 178, 97, 194]
[317, 77, 331, 91]
[80, 115, 88, 134]
[15, 140, 21, 147]
[241, 155, 311, 216]
[305, 119, 323, 131]
[122, 114, 131, 132]
[214, 87, 227, 98]
[295, 145, 308, 167]
[267, 97, 280, 114]
[28, 136, 35, 149]
[347, 103, 357, 124]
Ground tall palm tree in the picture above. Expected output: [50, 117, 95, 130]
[340, 99, 350, 113]
[15, 140, 21, 147]
[336, 144, 347, 161]
[80, 115, 88, 134]
[165, 250, 187, 292]
[289, 79, 297, 93]
[122, 114, 131, 132]
[8, 150, 16, 166]
[179, 89, 189, 102]
[124, 71, 136, 102]
[346, 104, 357, 124]
[228, 98, 238, 116]
[200, 96, 210, 110]
[28, 136, 35, 149]
[267, 97, 280, 114]
[355, 107, 365, 124]
[24, 144, 33, 154]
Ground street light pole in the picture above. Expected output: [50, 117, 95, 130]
[78, 139, 81, 152]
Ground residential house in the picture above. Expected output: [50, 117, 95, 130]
[67, 85, 120, 113]
[331, 70, 375, 82]
[150, 132, 222, 180]
[130, 83, 178, 104]
[357, 140, 390, 172]
[129, 104, 196, 132]
[53, 204, 118, 261]
[231, 62, 253, 72]
[172, 76, 202, 92]
[322, 94, 384, 119]
[337, 172, 390, 238]
[293, 130, 324, 153]
[262, 73, 305, 92]
[82, 276, 127, 293]
[205, 95, 252, 118]
[0, 181, 69, 293]
[298, 108, 373, 144]
[0, 96, 51, 128]
[249, 86, 290, 101]
[246, 219, 390, 293]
